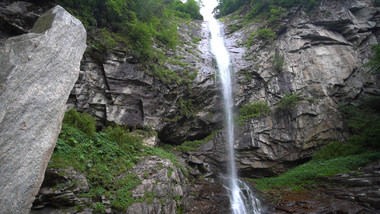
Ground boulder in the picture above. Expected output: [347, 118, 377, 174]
[0, 5, 86, 213]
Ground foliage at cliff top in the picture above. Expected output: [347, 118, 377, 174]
[54, 0, 202, 59]
[51, 109, 184, 211]
[215, 0, 319, 19]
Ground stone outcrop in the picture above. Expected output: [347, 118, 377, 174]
[126, 156, 187, 214]
[31, 168, 92, 213]
[0, 5, 86, 213]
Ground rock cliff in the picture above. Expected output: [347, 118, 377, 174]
[189, 0, 380, 177]
[67, 20, 222, 144]
[0, 5, 86, 213]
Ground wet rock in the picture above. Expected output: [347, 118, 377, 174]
[0, 5, 86, 213]
[183, 178, 230, 214]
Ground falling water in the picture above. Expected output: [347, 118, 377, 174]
[200, 1, 262, 213]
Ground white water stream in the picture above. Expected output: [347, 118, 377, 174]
[200, 1, 262, 213]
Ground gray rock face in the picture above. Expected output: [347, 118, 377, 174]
[0, 5, 86, 213]
[125, 156, 187, 214]
[32, 168, 91, 212]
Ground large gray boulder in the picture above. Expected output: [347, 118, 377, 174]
[0, 5, 86, 213]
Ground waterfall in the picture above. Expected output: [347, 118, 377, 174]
[200, 1, 262, 213]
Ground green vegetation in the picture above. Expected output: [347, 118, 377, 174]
[375, 0, 380, 7]
[62, 108, 96, 137]
[246, 28, 275, 46]
[239, 101, 271, 122]
[94, 202, 106, 213]
[365, 42, 380, 73]
[256, 28, 275, 43]
[276, 92, 303, 111]
[54, 0, 202, 61]
[51, 109, 183, 211]
[313, 99, 380, 161]
[111, 174, 141, 210]
[216, 0, 319, 18]
[252, 152, 380, 191]
[273, 50, 284, 72]
[177, 98, 195, 118]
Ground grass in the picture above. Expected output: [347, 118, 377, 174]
[251, 152, 380, 191]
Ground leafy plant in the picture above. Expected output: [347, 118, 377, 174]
[276, 92, 302, 111]
[94, 202, 106, 213]
[239, 101, 271, 122]
[247, 28, 276, 47]
[365, 42, 380, 73]
[256, 28, 276, 43]
[111, 174, 141, 210]
[273, 50, 284, 72]
[62, 109, 96, 137]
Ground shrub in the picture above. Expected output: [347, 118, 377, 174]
[273, 50, 284, 72]
[256, 28, 275, 43]
[240, 101, 271, 120]
[276, 92, 302, 111]
[365, 42, 380, 73]
[340, 103, 380, 150]
[62, 109, 96, 137]
[94, 202, 106, 213]
[103, 125, 142, 151]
